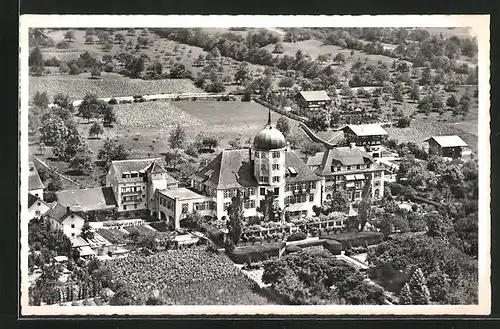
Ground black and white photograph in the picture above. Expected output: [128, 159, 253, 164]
[19, 15, 490, 315]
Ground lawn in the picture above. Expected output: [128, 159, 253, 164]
[103, 247, 274, 305]
[29, 75, 202, 102]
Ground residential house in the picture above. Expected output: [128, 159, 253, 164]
[44, 203, 87, 238]
[27, 193, 52, 220]
[423, 135, 472, 160]
[28, 162, 45, 200]
[341, 124, 389, 158]
[313, 145, 385, 202]
[105, 158, 178, 213]
[295, 90, 331, 112]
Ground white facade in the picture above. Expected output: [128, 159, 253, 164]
[27, 199, 51, 220]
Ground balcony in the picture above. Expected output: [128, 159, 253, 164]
[121, 189, 142, 195]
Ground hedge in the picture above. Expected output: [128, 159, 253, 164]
[286, 231, 306, 242]
[323, 240, 342, 255]
[228, 242, 286, 264]
[289, 239, 325, 249]
[285, 244, 302, 254]
[320, 231, 384, 249]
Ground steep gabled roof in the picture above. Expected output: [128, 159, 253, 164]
[28, 193, 49, 208]
[285, 151, 322, 182]
[192, 149, 258, 189]
[315, 147, 376, 176]
[45, 202, 86, 223]
[298, 90, 330, 102]
[424, 135, 468, 148]
[110, 158, 177, 184]
[342, 124, 388, 137]
[306, 152, 325, 168]
[28, 162, 45, 191]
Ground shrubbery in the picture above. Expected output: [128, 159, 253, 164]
[286, 231, 306, 242]
[228, 242, 285, 264]
[321, 231, 384, 249]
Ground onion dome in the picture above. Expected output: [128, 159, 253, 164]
[253, 110, 286, 151]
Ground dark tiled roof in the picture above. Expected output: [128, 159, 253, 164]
[45, 202, 71, 223]
[28, 193, 39, 207]
[192, 148, 321, 189]
[28, 162, 45, 191]
[315, 147, 376, 176]
[111, 158, 177, 184]
[55, 187, 117, 212]
[285, 151, 322, 182]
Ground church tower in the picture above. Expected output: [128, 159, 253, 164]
[252, 110, 287, 209]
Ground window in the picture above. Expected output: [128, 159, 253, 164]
[260, 176, 268, 183]
[272, 164, 280, 170]
[301, 194, 307, 203]
[260, 152, 266, 158]
[356, 165, 361, 169]
[181, 203, 188, 213]
[261, 164, 266, 171]
[123, 205, 127, 210]
[244, 200, 250, 209]
[260, 188, 266, 195]
[374, 189, 380, 198]
[285, 184, 290, 192]
[37, 202, 41, 206]
[355, 192, 361, 199]
[272, 151, 280, 158]
[71, 233, 75, 237]
[134, 204, 138, 209]
[255, 151, 260, 158]
[250, 200, 255, 208]
[272, 176, 280, 183]
[274, 187, 279, 195]
[374, 181, 380, 187]
[71, 224, 75, 228]
[224, 202, 231, 211]
[309, 194, 314, 202]
[284, 196, 290, 205]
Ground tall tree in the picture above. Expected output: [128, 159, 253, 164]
[69, 149, 94, 174]
[276, 117, 291, 137]
[89, 121, 104, 138]
[408, 268, 431, 305]
[97, 137, 128, 164]
[227, 190, 244, 245]
[399, 283, 412, 305]
[168, 124, 186, 150]
[33, 91, 49, 108]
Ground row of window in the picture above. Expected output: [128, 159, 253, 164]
[255, 151, 281, 159]
[123, 204, 139, 210]
[259, 175, 282, 183]
[123, 195, 143, 202]
[285, 181, 316, 192]
[194, 201, 216, 211]
[260, 163, 281, 171]
[284, 194, 314, 205]
[331, 163, 372, 172]
[121, 185, 145, 193]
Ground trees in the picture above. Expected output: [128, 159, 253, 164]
[90, 66, 101, 79]
[78, 94, 101, 123]
[64, 30, 75, 42]
[33, 91, 49, 108]
[69, 149, 94, 174]
[425, 212, 453, 239]
[273, 43, 285, 54]
[276, 117, 291, 137]
[53, 93, 73, 110]
[101, 103, 117, 127]
[52, 125, 87, 161]
[333, 53, 346, 65]
[446, 94, 459, 108]
[29, 47, 44, 75]
[399, 283, 412, 305]
[392, 88, 404, 103]
[89, 121, 104, 138]
[234, 63, 250, 85]
[227, 191, 244, 245]
[201, 135, 219, 151]
[97, 137, 128, 164]
[169, 63, 189, 79]
[357, 199, 372, 231]
[39, 115, 68, 146]
[330, 191, 349, 213]
[168, 124, 186, 150]
[396, 117, 411, 128]
[278, 76, 295, 88]
[306, 111, 329, 132]
[409, 84, 420, 102]
[407, 268, 431, 305]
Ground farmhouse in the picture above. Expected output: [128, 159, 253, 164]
[424, 135, 472, 160]
[27, 193, 52, 220]
[105, 158, 179, 213]
[43, 203, 87, 238]
[295, 90, 331, 112]
[28, 162, 45, 200]
[312, 145, 385, 202]
[190, 111, 323, 222]
[341, 124, 388, 158]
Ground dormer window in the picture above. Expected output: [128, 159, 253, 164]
[261, 164, 266, 171]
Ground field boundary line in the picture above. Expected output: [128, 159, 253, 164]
[33, 156, 84, 189]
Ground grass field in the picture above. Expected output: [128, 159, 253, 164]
[29, 74, 202, 102]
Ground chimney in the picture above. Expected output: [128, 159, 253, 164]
[66, 206, 71, 214]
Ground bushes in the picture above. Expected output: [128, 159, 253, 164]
[285, 244, 302, 254]
[228, 242, 286, 264]
[286, 231, 306, 242]
[108, 98, 118, 105]
[323, 240, 342, 255]
[321, 231, 384, 249]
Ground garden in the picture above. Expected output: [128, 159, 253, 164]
[102, 247, 273, 305]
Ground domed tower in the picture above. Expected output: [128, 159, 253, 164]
[252, 110, 287, 206]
